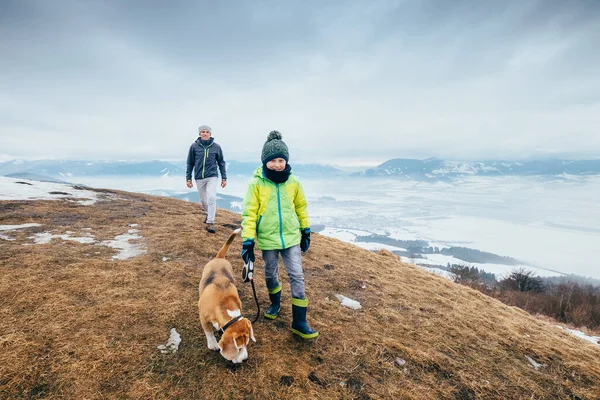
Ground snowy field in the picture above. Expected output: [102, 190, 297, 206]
[0, 177, 146, 260]
[304, 175, 600, 280]
[0, 176, 100, 205]
[35, 174, 600, 280]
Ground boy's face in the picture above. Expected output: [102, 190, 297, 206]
[266, 158, 286, 171]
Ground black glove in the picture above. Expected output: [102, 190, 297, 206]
[241, 239, 255, 264]
[300, 228, 310, 253]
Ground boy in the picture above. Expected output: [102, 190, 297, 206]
[240, 131, 318, 339]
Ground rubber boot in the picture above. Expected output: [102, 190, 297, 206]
[291, 297, 319, 339]
[264, 284, 281, 320]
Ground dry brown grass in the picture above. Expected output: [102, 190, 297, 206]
[1, 189, 599, 400]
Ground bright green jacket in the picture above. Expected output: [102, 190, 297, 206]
[241, 167, 310, 250]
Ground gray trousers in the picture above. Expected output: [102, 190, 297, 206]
[262, 244, 305, 299]
[195, 177, 218, 223]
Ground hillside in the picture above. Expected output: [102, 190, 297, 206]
[1, 179, 599, 399]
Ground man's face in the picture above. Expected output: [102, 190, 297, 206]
[266, 158, 286, 171]
[200, 129, 211, 141]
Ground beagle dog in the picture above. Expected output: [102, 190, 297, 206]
[198, 228, 255, 363]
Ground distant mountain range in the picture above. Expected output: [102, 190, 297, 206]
[0, 159, 344, 179]
[351, 158, 600, 180]
[2, 158, 600, 181]
[0, 160, 183, 178]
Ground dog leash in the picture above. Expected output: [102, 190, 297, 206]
[249, 278, 260, 323]
[243, 261, 261, 323]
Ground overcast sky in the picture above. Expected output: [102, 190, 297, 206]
[1, 0, 599, 165]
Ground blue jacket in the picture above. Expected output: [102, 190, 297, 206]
[186, 137, 227, 181]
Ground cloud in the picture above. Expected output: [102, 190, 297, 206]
[1, 0, 599, 163]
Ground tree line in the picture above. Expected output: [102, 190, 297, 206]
[448, 265, 600, 330]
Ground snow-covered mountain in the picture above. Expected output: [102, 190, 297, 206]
[352, 158, 600, 180]
[0, 160, 184, 178]
[0, 159, 344, 179]
[3, 158, 600, 181]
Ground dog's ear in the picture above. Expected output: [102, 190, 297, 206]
[248, 319, 256, 343]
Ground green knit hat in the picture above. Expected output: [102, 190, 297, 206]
[261, 130, 289, 164]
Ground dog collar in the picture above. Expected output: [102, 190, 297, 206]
[218, 315, 244, 336]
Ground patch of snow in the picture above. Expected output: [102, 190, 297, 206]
[0, 176, 98, 205]
[1, 223, 42, 240]
[31, 233, 53, 244]
[128, 224, 139, 227]
[414, 265, 453, 280]
[0, 223, 42, 231]
[76, 198, 97, 206]
[557, 326, 599, 345]
[395, 358, 406, 367]
[65, 234, 91, 243]
[157, 328, 181, 354]
[335, 294, 362, 310]
[29, 232, 96, 244]
[101, 231, 146, 260]
[525, 356, 544, 370]
[162, 257, 170, 262]
[230, 201, 243, 211]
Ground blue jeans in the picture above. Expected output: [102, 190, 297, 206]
[262, 245, 304, 299]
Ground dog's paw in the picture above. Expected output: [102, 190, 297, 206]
[206, 340, 220, 351]
[204, 332, 220, 351]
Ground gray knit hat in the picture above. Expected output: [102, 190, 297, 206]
[198, 125, 211, 135]
[261, 130, 289, 164]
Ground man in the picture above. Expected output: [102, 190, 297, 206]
[186, 125, 227, 233]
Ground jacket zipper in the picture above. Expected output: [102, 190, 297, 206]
[200, 143, 213, 179]
[276, 184, 285, 248]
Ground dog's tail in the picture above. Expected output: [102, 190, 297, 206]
[216, 228, 241, 259]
